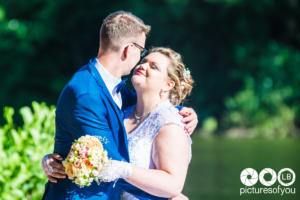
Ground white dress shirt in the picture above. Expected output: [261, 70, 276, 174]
[94, 58, 123, 109]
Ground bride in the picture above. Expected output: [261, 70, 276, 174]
[42, 47, 193, 200]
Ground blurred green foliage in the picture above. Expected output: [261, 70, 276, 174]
[0, 0, 300, 136]
[0, 102, 55, 199]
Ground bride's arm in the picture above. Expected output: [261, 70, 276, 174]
[124, 124, 190, 198]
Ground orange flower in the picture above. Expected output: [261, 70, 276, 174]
[63, 161, 75, 180]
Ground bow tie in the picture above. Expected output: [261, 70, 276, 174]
[115, 79, 127, 94]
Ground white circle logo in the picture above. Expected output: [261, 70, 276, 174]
[277, 168, 296, 186]
[259, 168, 277, 186]
[240, 168, 258, 186]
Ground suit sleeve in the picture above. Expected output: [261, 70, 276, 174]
[54, 92, 121, 159]
[71, 93, 111, 136]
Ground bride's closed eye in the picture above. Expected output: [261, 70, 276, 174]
[150, 63, 159, 70]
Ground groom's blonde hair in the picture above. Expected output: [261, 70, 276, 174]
[100, 11, 151, 51]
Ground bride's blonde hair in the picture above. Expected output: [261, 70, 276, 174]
[149, 47, 194, 106]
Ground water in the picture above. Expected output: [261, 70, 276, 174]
[183, 137, 300, 200]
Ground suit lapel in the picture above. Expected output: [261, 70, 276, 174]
[87, 58, 129, 161]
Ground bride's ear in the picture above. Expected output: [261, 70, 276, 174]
[163, 80, 175, 92]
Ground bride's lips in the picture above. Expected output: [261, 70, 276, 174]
[134, 70, 144, 76]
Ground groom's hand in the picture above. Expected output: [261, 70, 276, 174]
[179, 107, 198, 135]
[41, 153, 66, 183]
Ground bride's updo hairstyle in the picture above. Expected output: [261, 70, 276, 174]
[149, 47, 194, 106]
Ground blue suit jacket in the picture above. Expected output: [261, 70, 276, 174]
[42, 59, 166, 200]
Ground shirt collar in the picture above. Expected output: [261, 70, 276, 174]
[94, 58, 122, 93]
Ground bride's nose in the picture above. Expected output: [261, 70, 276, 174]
[137, 63, 147, 71]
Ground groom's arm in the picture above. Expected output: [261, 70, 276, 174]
[43, 92, 121, 182]
[74, 93, 130, 160]
[53, 92, 113, 157]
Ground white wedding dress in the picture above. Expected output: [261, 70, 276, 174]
[120, 100, 192, 199]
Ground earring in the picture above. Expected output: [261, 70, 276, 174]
[160, 91, 167, 98]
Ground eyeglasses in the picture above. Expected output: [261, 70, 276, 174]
[132, 42, 148, 58]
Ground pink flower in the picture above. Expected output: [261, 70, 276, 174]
[75, 161, 80, 167]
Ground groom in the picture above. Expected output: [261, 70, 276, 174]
[42, 11, 197, 200]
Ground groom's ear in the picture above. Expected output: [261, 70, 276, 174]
[121, 46, 129, 60]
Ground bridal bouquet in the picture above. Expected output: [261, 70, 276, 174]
[62, 135, 109, 187]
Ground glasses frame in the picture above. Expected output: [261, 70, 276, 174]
[132, 42, 148, 58]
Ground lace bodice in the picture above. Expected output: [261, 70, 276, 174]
[120, 100, 192, 199]
[124, 100, 192, 169]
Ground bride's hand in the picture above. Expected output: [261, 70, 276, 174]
[98, 160, 132, 182]
[169, 193, 189, 200]
[41, 153, 66, 183]
[179, 107, 198, 135]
